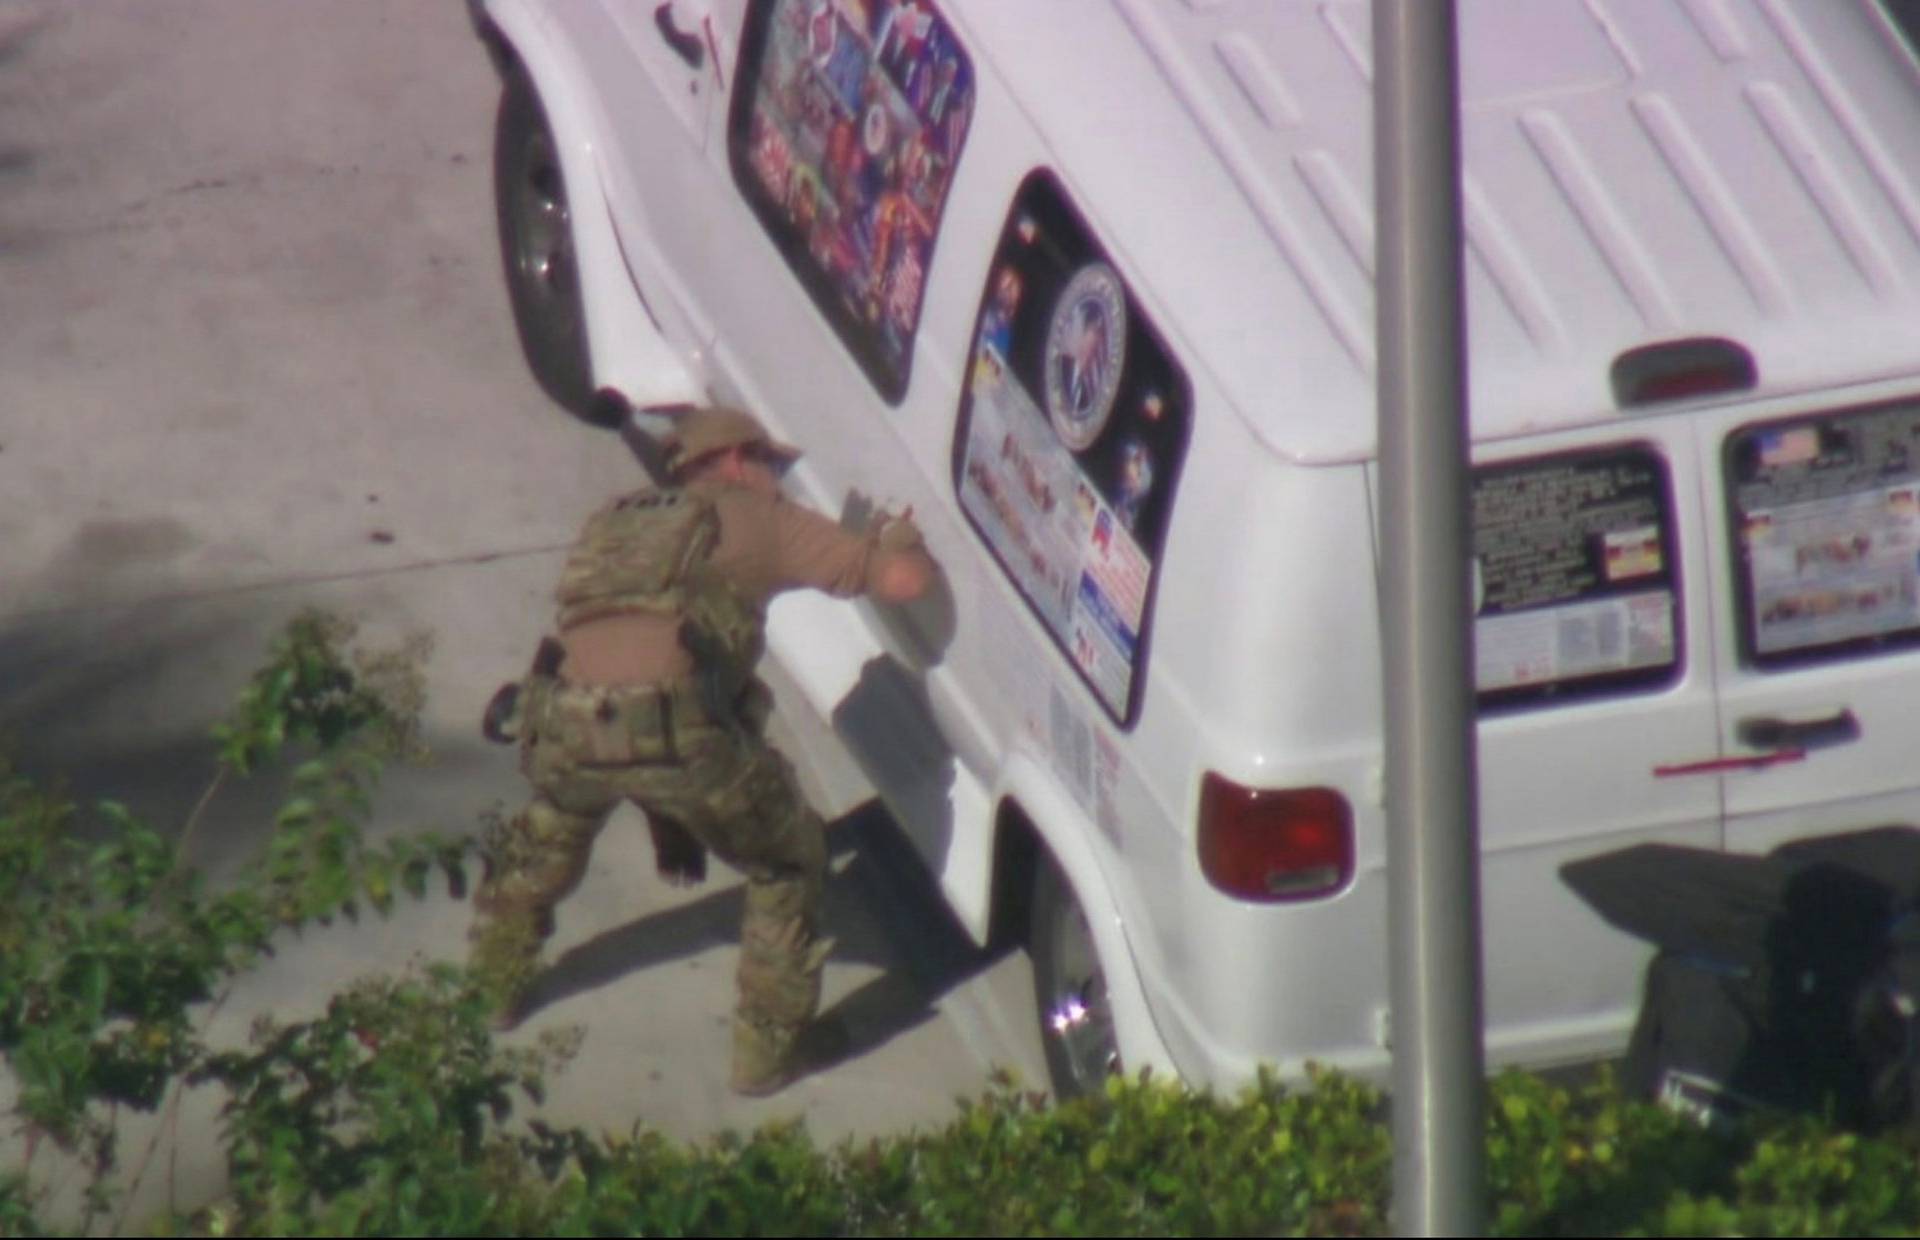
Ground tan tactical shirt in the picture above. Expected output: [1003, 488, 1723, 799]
[558, 482, 879, 686]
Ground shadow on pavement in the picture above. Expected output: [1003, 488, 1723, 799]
[0, 595, 506, 882]
[522, 801, 1018, 1067]
[0, 4, 51, 251]
[0, 603, 257, 837]
[0, 588, 1020, 1075]
[0, 5, 53, 69]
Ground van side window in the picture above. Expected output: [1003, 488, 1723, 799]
[1473, 446, 1683, 711]
[1884, 0, 1920, 57]
[1725, 402, 1920, 667]
[951, 170, 1193, 728]
[727, 0, 977, 405]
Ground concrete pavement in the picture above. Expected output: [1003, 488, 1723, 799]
[0, 1, 1046, 1224]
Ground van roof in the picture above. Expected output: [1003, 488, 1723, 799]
[961, 0, 1920, 464]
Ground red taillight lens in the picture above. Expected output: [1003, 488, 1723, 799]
[1197, 775, 1353, 902]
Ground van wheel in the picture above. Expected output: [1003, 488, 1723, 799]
[493, 67, 600, 421]
[1030, 854, 1122, 1099]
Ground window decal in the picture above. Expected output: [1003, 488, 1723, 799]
[953, 173, 1191, 727]
[1727, 401, 1920, 666]
[729, 0, 976, 404]
[1472, 446, 1682, 710]
[1043, 261, 1128, 450]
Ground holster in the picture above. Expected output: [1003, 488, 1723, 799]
[481, 636, 565, 745]
[679, 619, 751, 740]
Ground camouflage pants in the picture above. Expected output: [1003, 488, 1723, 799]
[469, 678, 828, 1088]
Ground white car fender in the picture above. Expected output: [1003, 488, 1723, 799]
[478, 0, 701, 409]
[993, 751, 1182, 1084]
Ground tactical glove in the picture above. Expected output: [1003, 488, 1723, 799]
[873, 509, 926, 553]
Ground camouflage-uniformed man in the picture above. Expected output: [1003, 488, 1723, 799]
[469, 406, 937, 1096]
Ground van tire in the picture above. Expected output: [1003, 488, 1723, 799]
[493, 67, 602, 422]
[1030, 852, 1122, 1099]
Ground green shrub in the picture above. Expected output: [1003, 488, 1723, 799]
[1485, 1065, 1742, 1235]
[190, 968, 577, 1238]
[12, 611, 1920, 1236]
[172, 1058, 1920, 1237]
[0, 610, 470, 1233]
[809, 1066, 1387, 1237]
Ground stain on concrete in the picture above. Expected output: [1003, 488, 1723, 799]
[189, 399, 248, 432]
[0, 7, 55, 71]
[167, 176, 231, 196]
[69, 516, 197, 569]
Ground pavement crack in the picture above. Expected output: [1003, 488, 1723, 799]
[5, 541, 575, 625]
[166, 176, 233, 196]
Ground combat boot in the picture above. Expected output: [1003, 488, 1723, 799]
[489, 987, 536, 1033]
[729, 1015, 850, 1096]
[467, 912, 544, 1033]
[730, 1017, 800, 1096]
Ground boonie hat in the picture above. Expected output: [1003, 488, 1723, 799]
[664, 406, 801, 474]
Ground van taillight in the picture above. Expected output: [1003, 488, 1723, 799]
[1197, 775, 1353, 902]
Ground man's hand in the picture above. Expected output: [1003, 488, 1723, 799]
[869, 505, 936, 604]
[874, 505, 925, 553]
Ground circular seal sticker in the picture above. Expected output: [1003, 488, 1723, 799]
[1043, 262, 1128, 451]
[862, 102, 891, 157]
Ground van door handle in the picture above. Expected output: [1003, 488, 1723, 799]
[653, 2, 705, 69]
[1655, 749, 1805, 778]
[1736, 708, 1860, 752]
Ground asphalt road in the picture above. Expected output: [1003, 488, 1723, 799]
[0, 1, 1045, 1223]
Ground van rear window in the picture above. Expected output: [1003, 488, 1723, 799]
[1472, 446, 1682, 711]
[728, 0, 977, 405]
[952, 172, 1192, 728]
[1726, 401, 1920, 666]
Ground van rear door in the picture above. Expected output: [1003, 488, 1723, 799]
[1696, 390, 1920, 856]
[1464, 425, 1725, 1058]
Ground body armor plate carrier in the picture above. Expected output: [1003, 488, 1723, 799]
[553, 488, 764, 730]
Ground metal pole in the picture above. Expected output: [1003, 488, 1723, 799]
[1373, 1, 1487, 1235]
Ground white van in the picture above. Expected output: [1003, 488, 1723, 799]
[467, 0, 1920, 1097]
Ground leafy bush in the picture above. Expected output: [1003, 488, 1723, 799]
[188, 968, 577, 1238]
[176, 1059, 1920, 1237]
[0, 611, 471, 1233]
[10, 611, 1920, 1236]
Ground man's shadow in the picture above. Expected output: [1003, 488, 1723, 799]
[510, 800, 1017, 1074]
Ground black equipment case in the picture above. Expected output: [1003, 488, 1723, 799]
[1561, 826, 1920, 1129]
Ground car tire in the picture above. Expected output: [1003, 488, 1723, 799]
[1030, 852, 1123, 1100]
[493, 67, 606, 423]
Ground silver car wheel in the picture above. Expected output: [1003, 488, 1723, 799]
[509, 127, 577, 320]
[492, 66, 596, 418]
[1032, 857, 1122, 1098]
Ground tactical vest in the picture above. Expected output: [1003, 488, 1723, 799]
[552, 488, 764, 697]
